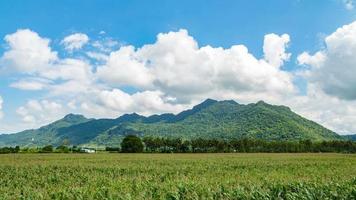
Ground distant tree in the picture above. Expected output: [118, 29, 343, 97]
[41, 145, 53, 153]
[56, 145, 69, 153]
[121, 135, 144, 153]
[105, 147, 120, 152]
[15, 146, 20, 153]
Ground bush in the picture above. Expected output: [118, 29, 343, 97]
[121, 135, 144, 153]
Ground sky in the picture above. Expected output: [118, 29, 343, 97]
[1, 0, 356, 134]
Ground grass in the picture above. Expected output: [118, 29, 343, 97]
[0, 153, 355, 199]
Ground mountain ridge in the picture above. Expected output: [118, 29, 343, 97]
[0, 99, 342, 147]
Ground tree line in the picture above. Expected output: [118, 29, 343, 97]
[139, 136, 356, 153]
[1, 135, 356, 154]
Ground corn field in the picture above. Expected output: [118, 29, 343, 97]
[0, 153, 355, 199]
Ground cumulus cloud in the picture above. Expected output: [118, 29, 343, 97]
[97, 29, 295, 103]
[0, 29, 57, 73]
[263, 33, 291, 68]
[16, 100, 65, 125]
[78, 89, 184, 119]
[61, 33, 89, 52]
[297, 51, 325, 68]
[96, 46, 154, 87]
[0, 30, 95, 95]
[287, 84, 356, 134]
[298, 21, 356, 100]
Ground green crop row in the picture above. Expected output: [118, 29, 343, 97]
[0, 153, 355, 200]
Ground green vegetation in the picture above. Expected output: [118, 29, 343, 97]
[0, 153, 354, 199]
[0, 99, 342, 147]
[40, 145, 54, 153]
[1, 137, 355, 154]
[142, 137, 356, 153]
[121, 135, 144, 153]
[0, 146, 19, 154]
[343, 134, 356, 141]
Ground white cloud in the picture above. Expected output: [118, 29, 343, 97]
[92, 38, 119, 52]
[297, 51, 326, 68]
[0, 96, 3, 119]
[298, 21, 356, 100]
[61, 33, 89, 52]
[10, 78, 51, 90]
[286, 84, 356, 134]
[0, 29, 57, 73]
[97, 29, 295, 103]
[81, 89, 185, 118]
[16, 100, 65, 125]
[0, 30, 96, 95]
[96, 46, 154, 87]
[263, 33, 291, 68]
[40, 58, 92, 82]
[86, 51, 109, 61]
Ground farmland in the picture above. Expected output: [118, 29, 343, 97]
[0, 153, 355, 199]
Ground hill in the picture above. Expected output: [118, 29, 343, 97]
[343, 134, 356, 141]
[0, 99, 342, 147]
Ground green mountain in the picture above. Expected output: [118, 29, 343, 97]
[0, 99, 342, 147]
[342, 134, 356, 141]
[0, 114, 91, 147]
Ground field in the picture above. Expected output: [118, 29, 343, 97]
[0, 153, 355, 199]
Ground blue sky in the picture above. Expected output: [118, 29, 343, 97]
[1, 0, 356, 134]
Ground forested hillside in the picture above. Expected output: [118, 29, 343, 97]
[0, 99, 342, 147]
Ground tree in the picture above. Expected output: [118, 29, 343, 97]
[121, 135, 144, 153]
[41, 145, 53, 153]
[56, 145, 69, 153]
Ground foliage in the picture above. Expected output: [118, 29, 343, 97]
[105, 147, 120, 152]
[142, 137, 356, 153]
[121, 135, 144, 153]
[343, 134, 356, 141]
[0, 153, 354, 199]
[55, 145, 70, 153]
[0, 146, 19, 154]
[40, 145, 53, 153]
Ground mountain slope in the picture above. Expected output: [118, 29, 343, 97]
[127, 100, 340, 141]
[343, 134, 356, 141]
[0, 114, 91, 147]
[0, 99, 342, 147]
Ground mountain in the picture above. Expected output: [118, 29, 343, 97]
[0, 99, 342, 147]
[0, 114, 91, 147]
[342, 134, 356, 141]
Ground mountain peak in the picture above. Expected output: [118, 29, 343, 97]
[256, 100, 267, 105]
[63, 113, 86, 120]
[60, 114, 89, 125]
[116, 113, 144, 123]
[193, 98, 218, 109]
[219, 100, 238, 105]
